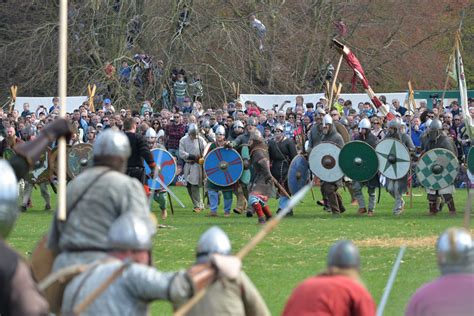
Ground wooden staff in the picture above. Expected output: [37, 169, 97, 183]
[328, 54, 343, 108]
[88, 84, 96, 112]
[57, 0, 68, 221]
[174, 184, 311, 316]
[407, 81, 416, 208]
[9, 85, 17, 113]
[271, 175, 291, 198]
[167, 192, 175, 215]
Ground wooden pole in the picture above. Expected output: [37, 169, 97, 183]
[407, 81, 415, 208]
[57, 0, 68, 221]
[328, 54, 343, 109]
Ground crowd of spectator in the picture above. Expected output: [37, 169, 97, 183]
[1, 94, 473, 187]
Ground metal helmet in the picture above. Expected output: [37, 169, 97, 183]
[188, 123, 198, 135]
[157, 129, 165, 139]
[0, 160, 19, 239]
[233, 120, 244, 129]
[436, 227, 474, 275]
[339, 117, 349, 126]
[358, 118, 371, 130]
[215, 125, 226, 136]
[275, 124, 284, 132]
[429, 118, 442, 131]
[387, 118, 402, 130]
[327, 240, 360, 270]
[322, 114, 333, 127]
[93, 129, 131, 159]
[425, 118, 432, 128]
[145, 128, 157, 139]
[201, 120, 210, 129]
[249, 129, 263, 142]
[108, 213, 156, 251]
[196, 226, 232, 263]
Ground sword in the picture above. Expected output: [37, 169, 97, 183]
[174, 184, 311, 316]
[153, 174, 185, 208]
[376, 246, 406, 316]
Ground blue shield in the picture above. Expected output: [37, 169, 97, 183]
[288, 155, 310, 195]
[204, 147, 243, 186]
[144, 148, 177, 189]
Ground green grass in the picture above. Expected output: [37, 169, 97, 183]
[8, 186, 470, 315]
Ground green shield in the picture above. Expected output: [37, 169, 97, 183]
[339, 141, 379, 182]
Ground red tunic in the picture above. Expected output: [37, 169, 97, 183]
[282, 274, 376, 316]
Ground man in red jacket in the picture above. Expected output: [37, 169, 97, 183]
[283, 240, 376, 316]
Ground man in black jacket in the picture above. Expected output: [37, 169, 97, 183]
[123, 117, 155, 183]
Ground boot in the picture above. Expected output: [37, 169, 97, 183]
[262, 205, 272, 221]
[252, 203, 265, 223]
[446, 199, 456, 216]
[336, 193, 346, 213]
[428, 201, 438, 216]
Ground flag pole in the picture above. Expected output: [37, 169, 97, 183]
[328, 54, 343, 109]
[57, 0, 68, 221]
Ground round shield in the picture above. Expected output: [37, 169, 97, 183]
[339, 141, 379, 182]
[416, 148, 459, 190]
[204, 147, 243, 186]
[144, 148, 177, 189]
[67, 143, 93, 178]
[240, 145, 251, 184]
[468, 147, 474, 175]
[334, 121, 350, 143]
[309, 142, 343, 182]
[288, 155, 310, 195]
[48, 145, 72, 179]
[375, 138, 411, 180]
[31, 151, 50, 184]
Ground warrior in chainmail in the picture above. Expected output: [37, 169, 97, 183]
[268, 124, 297, 214]
[353, 118, 379, 216]
[179, 123, 207, 213]
[48, 129, 151, 272]
[320, 115, 346, 215]
[420, 119, 458, 215]
[145, 127, 168, 220]
[307, 108, 326, 152]
[383, 118, 415, 215]
[62, 213, 242, 316]
[206, 126, 234, 216]
[174, 226, 271, 316]
[229, 118, 257, 215]
[248, 130, 274, 224]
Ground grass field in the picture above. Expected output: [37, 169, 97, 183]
[8, 185, 471, 315]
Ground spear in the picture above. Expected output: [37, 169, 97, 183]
[174, 184, 312, 316]
[376, 246, 406, 316]
[57, 0, 68, 221]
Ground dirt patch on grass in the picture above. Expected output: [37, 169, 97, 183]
[356, 236, 438, 248]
